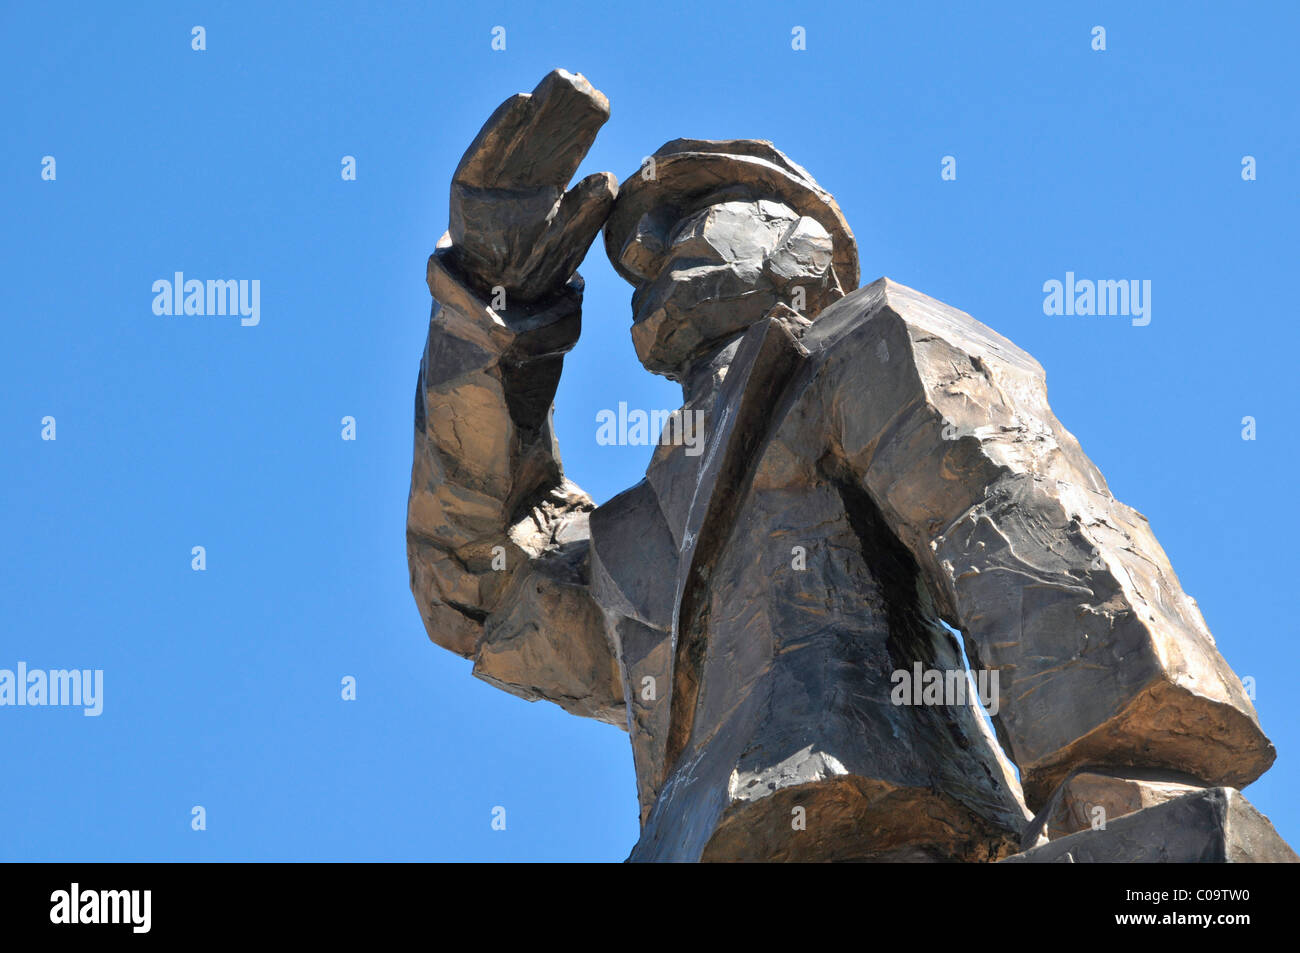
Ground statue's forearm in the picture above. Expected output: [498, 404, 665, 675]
[406, 245, 592, 657]
[407, 247, 624, 725]
[405, 69, 619, 714]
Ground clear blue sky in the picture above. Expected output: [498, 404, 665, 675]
[1, 1, 1295, 861]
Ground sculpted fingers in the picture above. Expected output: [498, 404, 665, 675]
[505, 69, 610, 189]
[448, 69, 616, 302]
[452, 69, 609, 193]
[451, 93, 532, 191]
[518, 171, 618, 300]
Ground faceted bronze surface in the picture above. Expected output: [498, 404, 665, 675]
[406, 70, 1283, 862]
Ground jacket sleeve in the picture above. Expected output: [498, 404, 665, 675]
[406, 236, 625, 727]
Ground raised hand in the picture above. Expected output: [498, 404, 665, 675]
[447, 69, 617, 305]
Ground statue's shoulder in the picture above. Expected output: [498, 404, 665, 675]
[800, 278, 895, 355]
[801, 277, 1042, 378]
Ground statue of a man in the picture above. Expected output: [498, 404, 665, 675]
[406, 70, 1277, 861]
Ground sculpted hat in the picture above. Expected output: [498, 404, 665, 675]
[603, 138, 859, 293]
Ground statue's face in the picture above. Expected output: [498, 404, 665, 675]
[624, 197, 841, 379]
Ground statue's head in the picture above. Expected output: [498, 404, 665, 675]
[603, 140, 859, 380]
